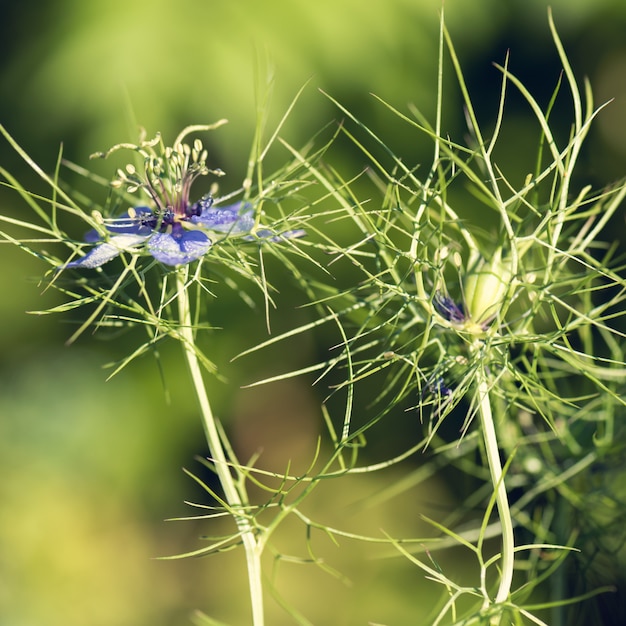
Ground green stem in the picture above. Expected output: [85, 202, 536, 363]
[176, 268, 264, 626]
[474, 345, 515, 613]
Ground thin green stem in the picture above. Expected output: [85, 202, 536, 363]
[176, 267, 264, 626]
[474, 342, 515, 616]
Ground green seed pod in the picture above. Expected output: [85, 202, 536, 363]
[464, 248, 512, 325]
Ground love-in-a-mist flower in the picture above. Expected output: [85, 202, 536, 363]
[61, 125, 305, 269]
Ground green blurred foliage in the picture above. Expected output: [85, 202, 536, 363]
[1, 0, 625, 624]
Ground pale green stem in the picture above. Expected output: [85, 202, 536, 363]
[474, 344, 515, 614]
[176, 268, 264, 626]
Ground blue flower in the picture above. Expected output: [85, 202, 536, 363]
[63, 199, 305, 269]
[59, 127, 305, 269]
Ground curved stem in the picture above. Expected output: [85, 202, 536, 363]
[176, 268, 264, 626]
[474, 344, 515, 612]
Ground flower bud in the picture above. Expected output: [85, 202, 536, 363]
[463, 248, 512, 325]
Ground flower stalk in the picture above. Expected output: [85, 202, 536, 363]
[474, 341, 515, 615]
[176, 267, 264, 626]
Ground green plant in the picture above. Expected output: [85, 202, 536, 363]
[2, 9, 625, 626]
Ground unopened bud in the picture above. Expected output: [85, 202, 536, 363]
[463, 248, 512, 325]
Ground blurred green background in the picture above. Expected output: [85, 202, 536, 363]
[1, 0, 625, 624]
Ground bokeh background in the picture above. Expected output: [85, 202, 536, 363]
[1, 0, 625, 624]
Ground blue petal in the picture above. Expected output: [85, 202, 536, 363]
[192, 201, 306, 242]
[64, 233, 150, 269]
[146, 228, 212, 265]
[433, 292, 466, 323]
[191, 201, 255, 234]
[84, 206, 155, 242]
[427, 375, 453, 398]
